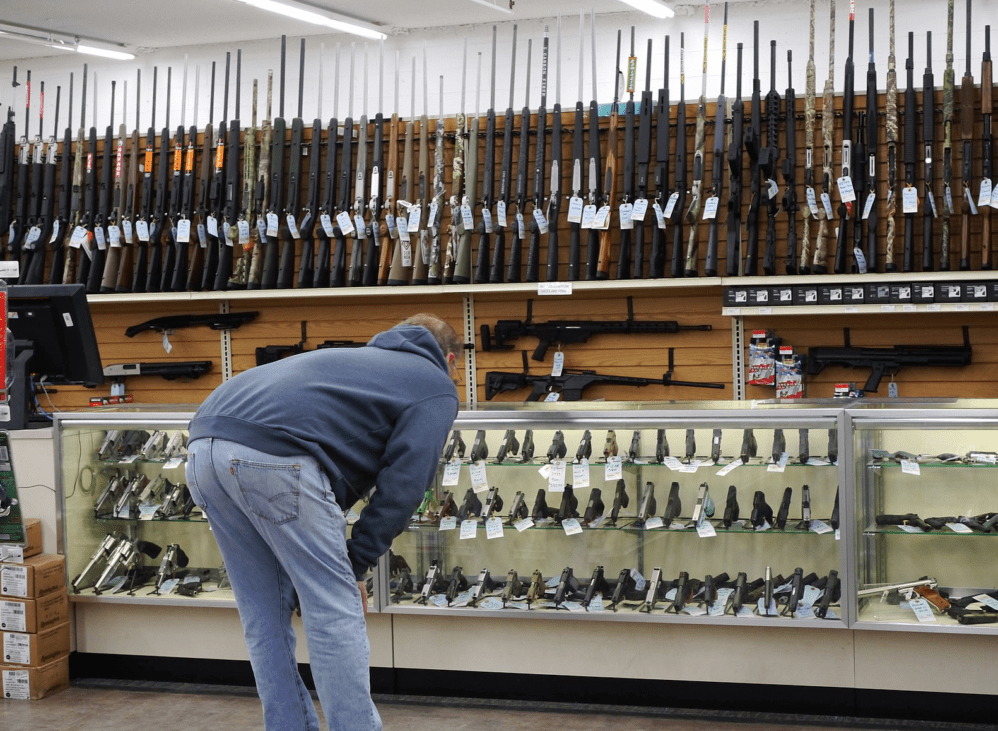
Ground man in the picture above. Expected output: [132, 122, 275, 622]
[186, 313, 461, 731]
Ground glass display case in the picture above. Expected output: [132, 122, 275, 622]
[848, 403, 998, 633]
[382, 403, 848, 627]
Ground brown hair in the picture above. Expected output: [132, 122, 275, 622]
[399, 314, 463, 361]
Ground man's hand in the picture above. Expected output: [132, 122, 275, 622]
[357, 580, 368, 615]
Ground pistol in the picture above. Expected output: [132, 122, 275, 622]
[636, 481, 657, 523]
[783, 567, 805, 616]
[435, 491, 458, 521]
[553, 567, 580, 605]
[827, 428, 838, 463]
[526, 570, 545, 605]
[655, 429, 669, 462]
[470, 430, 489, 462]
[481, 487, 504, 520]
[443, 430, 466, 462]
[391, 569, 415, 603]
[774, 487, 793, 530]
[798, 428, 810, 464]
[815, 569, 839, 618]
[796, 485, 812, 530]
[416, 560, 445, 605]
[531, 489, 552, 521]
[445, 566, 469, 605]
[750, 490, 774, 528]
[689, 482, 714, 527]
[502, 569, 524, 605]
[556, 485, 579, 523]
[710, 428, 722, 463]
[575, 429, 593, 463]
[98, 430, 122, 460]
[740, 429, 757, 463]
[684, 429, 696, 461]
[583, 566, 611, 609]
[609, 479, 629, 526]
[663, 482, 683, 525]
[603, 429, 618, 459]
[150, 543, 190, 595]
[71, 533, 125, 593]
[469, 568, 497, 607]
[456, 488, 483, 521]
[638, 567, 665, 613]
[831, 491, 840, 530]
[93, 471, 125, 518]
[140, 430, 167, 460]
[609, 568, 637, 611]
[668, 571, 691, 614]
[628, 430, 641, 461]
[547, 430, 567, 461]
[507, 491, 529, 524]
[722, 485, 740, 529]
[727, 572, 748, 614]
[520, 430, 535, 462]
[495, 430, 520, 463]
[771, 429, 785, 463]
[583, 487, 605, 524]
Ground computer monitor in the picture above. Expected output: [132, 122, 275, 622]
[4, 283, 104, 428]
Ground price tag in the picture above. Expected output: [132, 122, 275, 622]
[664, 192, 680, 218]
[573, 459, 590, 488]
[485, 517, 504, 539]
[163, 457, 184, 470]
[604, 456, 622, 481]
[696, 521, 716, 538]
[709, 588, 733, 616]
[538, 464, 553, 479]
[794, 604, 816, 619]
[644, 517, 664, 530]
[820, 192, 834, 218]
[758, 597, 780, 616]
[979, 179, 994, 208]
[587, 594, 605, 612]
[973, 594, 998, 611]
[861, 192, 876, 220]
[94, 226, 106, 250]
[460, 520, 478, 539]
[354, 215, 367, 239]
[532, 207, 549, 234]
[200, 223, 209, 247]
[653, 201, 666, 229]
[908, 597, 936, 622]
[806, 187, 820, 217]
[385, 212, 397, 238]
[767, 179, 779, 200]
[927, 191, 938, 217]
[631, 197, 648, 220]
[538, 282, 572, 296]
[482, 208, 494, 233]
[562, 518, 583, 536]
[618, 203, 633, 230]
[398, 218, 411, 253]
[809, 519, 833, 535]
[630, 569, 646, 593]
[204, 214, 217, 237]
[406, 205, 421, 233]
[439, 516, 457, 531]
[755, 520, 772, 532]
[49, 219, 61, 243]
[767, 453, 790, 473]
[902, 186, 918, 213]
[548, 460, 567, 492]
[663, 457, 683, 471]
[25, 226, 41, 245]
[593, 205, 611, 230]
[900, 459, 921, 476]
[469, 461, 489, 493]
[544, 392, 560, 402]
[108, 225, 121, 247]
[678, 460, 701, 473]
[280, 214, 298, 239]
[992, 182, 998, 207]
[69, 225, 87, 248]
[703, 196, 719, 220]
[441, 462, 461, 486]
[551, 351, 565, 378]
[853, 247, 868, 274]
[174, 218, 190, 243]
[836, 176, 856, 202]
[317, 213, 334, 237]
[580, 204, 597, 229]
[138, 504, 159, 521]
[516, 212, 526, 238]
[337, 211, 356, 236]
[567, 196, 584, 222]
[801, 585, 821, 607]
[461, 203, 474, 229]
[716, 460, 740, 477]
[514, 517, 534, 532]
[497, 200, 508, 227]
[944, 186, 956, 215]
[896, 523, 925, 533]
[429, 595, 449, 607]
[428, 202, 439, 228]
[478, 597, 504, 611]
[946, 522, 974, 534]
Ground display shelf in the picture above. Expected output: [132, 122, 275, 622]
[405, 520, 836, 536]
[70, 588, 238, 609]
[723, 301, 998, 317]
[94, 515, 209, 525]
[862, 525, 998, 537]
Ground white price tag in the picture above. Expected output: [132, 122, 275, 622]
[469, 461, 489, 493]
[696, 521, 716, 538]
[398, 219, 411, 257]
[663, 457, 683, 471]
[973, 594, 998, 611]
[604, 456, 622, 481]
[709, 588, 733, 616]
[837, 176, 856, 203]
[49, 219, 61, 243]
[678, 460, 701, 473]
[573, 459, 590, 488]
[861, 192, 876, 220]
[354, 215, 367, 239]
[406, 205, 421, 233]
[439, 516, 457, 531]
[618, 203, 633, 229]
[461, 203, 474, 229]
[551, 351, 564, 377]
[538, 464, 553, 479]
[336, 211, 355, 236]
[767, 453, 790, 473]
[94, 226, 106, 250]
[802, 585, 821, 606]
[979, 179, 994, 208]
[385, 212, 397, 238]
[497, 200, 508, 227]
[548, 460, 567, 492]
[631, 197, 648, 220]
[944, 186, 956, 215]
[441, 462, 461, 486]
[236, 219, 249, 244]
[900, 459, 921, 476]
[767, 179, 779, 200]
[896, 524, 925, 533]
[121, 219, 133, 243]
[319, 213, 334, 237]
[992, 182, 998, 207]
[478, 597, 504, 610]
[587, 593, 605, 612]
[703, 196, 719, 220]
[428, 202, 439, 228]
[716, 460, 740, 477]
[795, 604, 816, 619]
[902, 186, 918, 213]
[653, 202, 666, 229]
[664, 192, 680, 218]
[580, 204, 597, 229]
[207, 214, 220, 237]
[809, 519, 833, 534]
[175, 218, 191, 243]
[567, 196, 584, 223]
[23, 226, 41, 247]
[532, 207, 549, 234]
[562, 518, 583, 536]
[460, 519, 478, 539]
[756, 520, 772, 532]
[806, 186, 820, 217]
[644, 517, 664, 530]
[69, 225, 87, 248]
[593, 205, 611, 230]
[946, 522, 974, 534]
[514, 518, 534, 532]
[482, 208, 494, 233]
[758, 597, 780, 616]
[537, 282, 573, 295]
[516, 212, 526, 238]
[908, 597, 936, 622]
[927, 191, 938, 217]
[108, 224, 121, 247]
[820, 192, 834, 218]
[485, 517, 504, 539]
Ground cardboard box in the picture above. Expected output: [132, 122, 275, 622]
[1, 656, 70, 700]
[0, 554, 65, 599]
[0, 590, 69, 634]
[2, 622, 70, 666]
[21, 519, 42, 559]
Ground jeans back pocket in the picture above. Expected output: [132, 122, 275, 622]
[232, 459, 301, 525]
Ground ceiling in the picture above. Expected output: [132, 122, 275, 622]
[0, 0, 760, 61]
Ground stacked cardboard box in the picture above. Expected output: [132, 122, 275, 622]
[0, 547, 70, 700]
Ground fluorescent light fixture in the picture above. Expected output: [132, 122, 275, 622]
[233, 0, 387, 40]
[74, 44, 135, 60]
[616, 0, 675, 19]
[468, 0, 514, 14]
[0, 22, 136, 60]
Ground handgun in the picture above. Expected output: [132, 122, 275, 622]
[727, 572, 748, 614]
[663, 482, 683, 525]
[609, 568, 637, 611]
[469, 568, 496, 607]
[456, 488, 483, 521]
[445, 566, 469, 605]
[470, 429, 489, 462]
[583, 488, 605, 524]
[162, 432, 186, 460]
[150, 543, 190, 595]
[638, 567, 665, 613]
[553, 567, 580, 605]
[391, 569, 415, 603]
[759, 566, 776, 616]
[798, 429, 810, 464]
[740, 429, 757, 463]
[774, 487, 793, 529]
[628, 430, 641, 462]
[722, 485, 739, 529]
[117, 430, 150, 458]
[796, 484, 812, 530]
[750, 490, 774, 528]
[636, 481, 657, 523]
[609, 479, 629, 526]
[556, 485, 579, 523]
[98, 430, 122, 460]
[93, 471, 125, 517]
[667, 571, 691, 614]
[113, 474, 149, 519]
[575, 429, 593, 463]
[547, 430, 567, 461]
[507, 491, 529, 524]
[583, 566, 611, 609]
[71, 534, 125, 593]
[830, 490, 840, 530]
[531, 489, 552, 521]
[771, 429, 785, 463]
[443, 430, 466, 461]
[655, 429, 669, 462]
[416, 560, 445, 604]
[140, 430, 167, 459]
[689, 482, 714, 527]
[520, 430, 535, 462]
[604, 430, 618, 459]
[495, 430, 520, 463]
[702, 572, 729, 611]
[435, 491, 458, 521]
[481, 487, 504, 520]
[684, 429, 696, 461]
[782, 567, 805, 616]
[502, 569, 524, 605]
[815, 569, 839, 618]
[710, 428, 722, 463]
[526, 570, 545, 605]
[827, 428, 838, 463]
[94, 538, 162, 595]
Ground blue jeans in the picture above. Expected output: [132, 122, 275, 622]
[186, 437, 381, 731]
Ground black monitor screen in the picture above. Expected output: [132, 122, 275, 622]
[6, 284, 104, 387]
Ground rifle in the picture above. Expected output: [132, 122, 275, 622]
[800, 0, 817, 274]
[330, 44, 355, 288]
[411, 46, 430, 285]
[61, 66, 86, 286]
[99, 79, 126, 291]
[295, 63, 321, 290]
[669, 33, 687, 279]
[363, 41, 385, 287]
[813, 2, 835, 274]
[863, 10, 879, 273]
[685, 8, 710, 278]
[233, 73, 260, 290]
[9, 70, 31, 280]
[313, 50, 337, 289]
[24, 83, 58, 284]
[453, 49, 479, 286]
[651, 35, 670, 279]
[982, 27, 993, 270]
[445, 43, 467, 284]
[632, 36, 653, 279]
[474, 27, 498, 284]
[566, 14, 586, 282]
[594, 30, 620, 281]
[902, 32, 917, 272]
[958, 0, 975, 271]
[526, 26, 550, 284]
[706, 6, 728, 278]
[277, 40, 304, 290]
[507, 37, 532, 283]
[388, 52, 415, 285]
[725, 43, 743, 276]
[73, 72, 98, 287]
[922, 33, 936, 272]
[261, 39, 286, 289]
[378, 49, 401, 286]
[584, 15, 601, 281]
[186, 64, 213, 290]
[0, 70, 16, 261]
[544, 18, 562, 282]
[884, 0, 900, 272]
[742, 23, 762, 276]
[145, 67, 172, 292]
[174, 66, 199, 291]
[782, 50, 799, 275]
[215, 53, 241, 292]
[760, 39, 781, 276]
[124, 311, 258, 337]
[833, 3, 856, 275]
[616, 28, 637, 281]
[103, 361, 212, 382]
[160, 61, 186, 292]
[19, 77, 43, 283]
[86, 78, 114, 294]
[348, 43, 369, 287]
[485, 350, 723, 402]
[941, 0, 956, 272]
[48, 74, 74, 284]
[806, 326, 972, 393]
[426, 72, 446, 285]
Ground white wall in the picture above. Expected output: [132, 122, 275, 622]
[2, 0, 995, 136]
